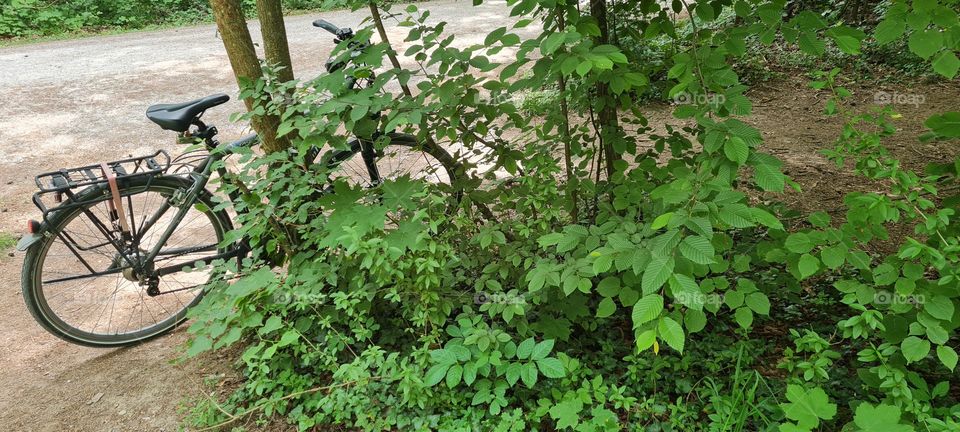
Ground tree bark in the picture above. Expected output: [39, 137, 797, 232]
[210, 0, 290, 153]
[256, 0, 294, 82]
[589, 0, 620, 178]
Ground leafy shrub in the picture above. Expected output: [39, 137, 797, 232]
[185, 0, 960, 431]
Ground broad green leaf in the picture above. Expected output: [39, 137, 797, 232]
[424, 364, 449, 387]
[781, 385, 836, 429]
[925, 295, 956, 320]
[925, 112, 960, 138]
[651, 212, 674, 230]
[873, 18, 906, 45]
[932, 51, 959, 79]
[745, 292, 771, 315]
[798, 254, 820, 279]
[785, 232, 815, 253]
[724, 136, 749, 165]
[901, 336, 931, 363]
[685, 309, 708, 333]
[798, 32, 825, 55]
[734, 306, 754, 328]
[679, 235, 716, 264]
[536, 357, 565, 378]
[530, 339, 555, 361]
[632, 295, 664, 327]
[446, 364, 463, 388]
[520, 362, 538, 388]
[937, 346, 958, 371]
[596, 297, 617, 318]
[641, 255, 675, 294]
[516, 338, 536, 359]
[820, 244, 846, 269]
[853, 403, 914, 432]
[908, 29, 944, 59]
[754, 163, 785, 192]
[670, 274, 704, 311]
[658, 317, 685, 353]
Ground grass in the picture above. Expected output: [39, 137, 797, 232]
[0, 232, 17, 251]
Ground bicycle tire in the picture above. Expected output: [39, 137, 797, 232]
[21, 175, 235, 347]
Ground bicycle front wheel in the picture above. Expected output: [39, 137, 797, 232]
[21, 176, 234, 347]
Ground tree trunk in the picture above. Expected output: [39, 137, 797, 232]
[589, 0, 620, 178]
[256, 0, 294, 82]
[210, 0, 290, 153]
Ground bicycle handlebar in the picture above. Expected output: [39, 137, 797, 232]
[313, 19, 342, 36]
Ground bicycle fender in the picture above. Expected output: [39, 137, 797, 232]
[16, 233, 42, 251]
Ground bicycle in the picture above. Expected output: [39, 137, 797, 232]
[17, 19, 459, 347]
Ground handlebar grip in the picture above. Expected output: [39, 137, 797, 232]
[312, 19, 341, 35]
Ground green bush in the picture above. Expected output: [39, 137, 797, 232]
[0, 0, 332, 38]
[184, 0, 959, 431]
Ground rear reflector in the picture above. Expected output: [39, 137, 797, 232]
[27, 220, 40, 234]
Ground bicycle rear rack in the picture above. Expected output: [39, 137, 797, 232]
[31, 150, 171, 222]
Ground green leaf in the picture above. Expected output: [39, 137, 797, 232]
[632, 295, 664, 327]
[596, 297, 617, 318]
[932, 51, 959, 79]
[854, 403, 914, 432]
[734, 307, 754, 328]
[226, 267, 275, 297]
[937, 346, 957, 371]
[430, 348, 458, 365]
[820, 244, 847, 269]
[746, 292, 771, 315]
[798, 31, 826, 55]
[685, 309, 708, 333]
[781, 385, 836, 429]
[901, 336, 931, 363]
[925, 112, 960, 138]
[516, 338, 536, 360]
[523, 340, 550, 362]
[658, 317, 685, 353]
[424, 364, 450, 387]
[463, 362, 478, 385]
[754, 163, 785, 192]
[785, 232, 815, 253]
[536, 357, 565, 378]
[651, 212, 674, 230]
[908, 29, 944, 59]
[642, 255, 674, 294]
[276, 330, 299, 347]
[445, 364, 463, 388]
[798, 254, 820, 279]
[187, 335, 213, 357]
[873, 18, 906, 45]
[808, 211, 831, 227]
[670, 274, 704, 311]
[724, 136, 749, 165]
[679, 235, 716, 264]
[925, 295, 956, 321]
[520, 362, 538, 388]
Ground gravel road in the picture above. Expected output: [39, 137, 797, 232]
[0, 2, 520, 429]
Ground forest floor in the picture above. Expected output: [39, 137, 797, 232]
[0, 1, 957, 430]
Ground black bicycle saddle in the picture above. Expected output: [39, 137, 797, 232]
[145, 93, 229, 132]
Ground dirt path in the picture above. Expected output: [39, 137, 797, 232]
[0, 1, 528, 430]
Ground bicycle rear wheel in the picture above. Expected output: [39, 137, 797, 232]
[21, 176, 234, 347]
